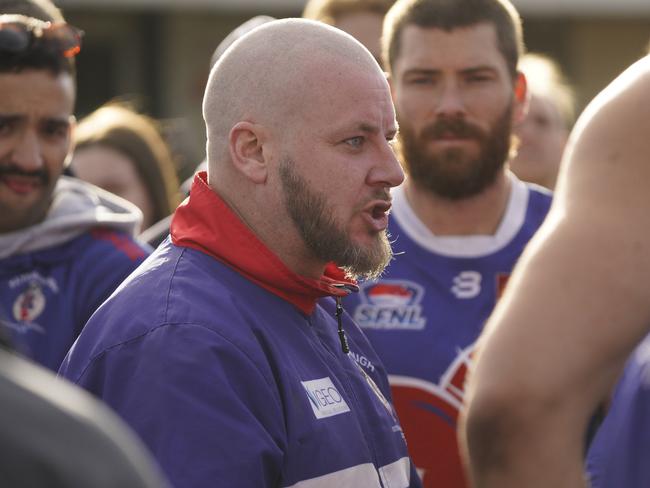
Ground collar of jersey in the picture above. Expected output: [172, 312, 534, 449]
[170, 172, 356, 314]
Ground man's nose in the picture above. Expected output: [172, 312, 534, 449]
[435, 82, 467, 118]
[369, 142, 405, 189]
[12, 130, 44, 171]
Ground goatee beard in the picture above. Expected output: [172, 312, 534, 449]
[279, 157, 393, 280]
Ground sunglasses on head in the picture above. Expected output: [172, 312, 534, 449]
[0, 15, 83, 58]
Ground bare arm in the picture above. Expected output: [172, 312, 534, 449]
[460, 55, 650, 488]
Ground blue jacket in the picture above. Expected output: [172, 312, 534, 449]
[60, 173, 421, 488]
[0, 177, 149, 371]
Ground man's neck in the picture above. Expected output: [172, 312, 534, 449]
[404, 170, 512, 236]
[212, 178, 327, 281]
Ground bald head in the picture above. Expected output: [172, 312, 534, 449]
[202, 18, 382, 175]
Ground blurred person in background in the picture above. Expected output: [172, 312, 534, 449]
[0, 338, 169, 488]
[0, 3, 149, 372]
[510, 52, 575, 190]
[72, 102, 182, 230]
[344, 0, 552, 485]
[0, 1, 169, 486]
[303, 0, 395, 64]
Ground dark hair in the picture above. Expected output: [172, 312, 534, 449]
[384, 0, 524, 78]
[74, 103, 182, 224]
[0, 14, 77, 76]
[303, 0, 395, 24]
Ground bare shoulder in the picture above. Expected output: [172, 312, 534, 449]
[558, 55, 650, 217]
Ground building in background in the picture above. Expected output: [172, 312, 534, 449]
[57, 0, 650, 171]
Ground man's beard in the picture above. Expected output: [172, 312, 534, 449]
[398, 102, 514, 200]
[279, 157, 392, 280]
[0, 162, 53, 232]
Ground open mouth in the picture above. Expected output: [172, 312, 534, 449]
[364, 201, 391, 232]
[372, 202, 390, 219]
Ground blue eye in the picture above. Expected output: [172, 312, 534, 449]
[345, 136, 364, 149]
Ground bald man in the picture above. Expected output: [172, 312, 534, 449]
[59, 19, 421, 488]
[460, 55, 650, 487]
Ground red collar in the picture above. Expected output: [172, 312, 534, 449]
[170, 172, 357, 314]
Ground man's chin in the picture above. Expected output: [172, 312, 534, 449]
[350, 228, 387, 251]
[341, 236, 391, 281]
[0, 189, 52, 231]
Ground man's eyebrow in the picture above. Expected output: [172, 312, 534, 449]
[357, 122, 399, 139]
[0, 114, 24, 124]
[403, 65, 499, 77]
[0, 114, 71, 126]
[403, 68, 440, 77]
[461, 65, 498, 75]
[43, 116, 72, 125]
[357, 122, 381, 134]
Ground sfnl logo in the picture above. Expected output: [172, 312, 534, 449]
[301, 377, 351, 419]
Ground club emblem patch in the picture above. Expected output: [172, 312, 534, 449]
[13, 283, 46, 323]
[353, 280, 426, 330]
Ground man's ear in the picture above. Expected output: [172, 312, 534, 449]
[512, 71, 529, 124]
[228, 121, 269, 184]
[63, 115, 77, 168]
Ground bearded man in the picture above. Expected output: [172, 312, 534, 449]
[344, 0, 552, 486]
[59, 18, 422, 488]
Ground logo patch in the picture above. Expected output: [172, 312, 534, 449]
[353, 280, 426, 330]
[13, 283, 46, 323]
[301, 377, 351, 419]
[9, 271, 59, 293]
[349, 351, 375, 373]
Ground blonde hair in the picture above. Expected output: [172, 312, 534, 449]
[303, 0, 395, 25]
[74, 103, 182, 223]
[519, 53, 575, 127]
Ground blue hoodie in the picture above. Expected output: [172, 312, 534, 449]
[0, 177, 149, 370]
